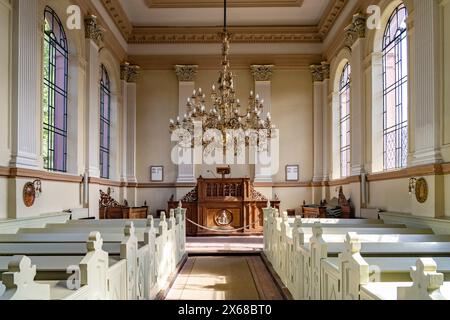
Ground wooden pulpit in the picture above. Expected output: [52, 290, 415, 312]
[168, 176, 280, 236]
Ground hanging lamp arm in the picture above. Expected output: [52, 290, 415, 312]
[224, 0, 227, 32]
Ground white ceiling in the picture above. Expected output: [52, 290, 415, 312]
[119, 0, 331, 27]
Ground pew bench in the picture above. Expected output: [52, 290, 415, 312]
[0, 232, 127, 300]
[360, 259, 450, 300]
[275, 226, 433, 296]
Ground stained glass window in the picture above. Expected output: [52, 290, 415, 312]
[383, 4, 408, 170]
[42, 6, 68, 172]
[339, 62, 351, 178]
[100, 65, 111, 179]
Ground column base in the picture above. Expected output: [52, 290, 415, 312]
[254, 175, 273, 183]
[411, 148, 443, 167]
[176, 176, 197, 184]
[351, 165, 365, 177]
[10, 152, 39, 169]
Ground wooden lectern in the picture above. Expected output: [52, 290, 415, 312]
[168, 176, 280, 236]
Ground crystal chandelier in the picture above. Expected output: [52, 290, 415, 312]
[169, 0, 275, 155]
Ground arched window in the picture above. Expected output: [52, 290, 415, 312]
[339, 62, 351, 178]
[42, 7, 68, 172]
[383, 3, 408, 170]
[99, 65, 111, 179]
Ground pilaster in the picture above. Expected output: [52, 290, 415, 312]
[10, 0, 40, 169]
[251, 65, 275, 183]
[174, 65, 198, 184]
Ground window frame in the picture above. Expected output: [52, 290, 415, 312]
[99, 65, 111, 180]
[382, 3, 409, 171]
[339, 62, 351, 178]
[42, 6, 69, 173]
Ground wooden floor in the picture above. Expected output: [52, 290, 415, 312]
[186, 236, 264, 255]
[165, 256, 284, 300]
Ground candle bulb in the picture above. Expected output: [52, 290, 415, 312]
[250, 91, 254, 97]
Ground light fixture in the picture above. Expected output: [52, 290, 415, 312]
[169, 0, 276, 155]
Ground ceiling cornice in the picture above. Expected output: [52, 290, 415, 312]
[129, 26, 322, 44]
[318, 0, 348, 36]
[145, 0, 304, 8]
[100, 0, 133, 38]
[129, 53, 322, 70]
[101, 0, 347, 44]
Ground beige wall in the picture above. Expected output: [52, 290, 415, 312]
[366, 178, 412, 214]
[136, 70, 179, 183]
[135, 67, 314, 210]
[8, 179, 83, 219]
[0, 177, 8, 220]
[445, 175, 450, 218]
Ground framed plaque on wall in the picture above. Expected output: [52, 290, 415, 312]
[286, 165, 299, 182]
[150, 166, 164, 182]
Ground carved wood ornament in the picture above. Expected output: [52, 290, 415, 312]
[415, 178, 428, 204]
[23, 180, 42, 208]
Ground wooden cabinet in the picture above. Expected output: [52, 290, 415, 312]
[301, 206, 327, 218]
[98, 190, 148, 219]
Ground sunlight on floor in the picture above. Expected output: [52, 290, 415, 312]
[166, 256, 260, 300]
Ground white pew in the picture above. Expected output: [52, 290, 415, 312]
[15, 212, 185, 299]
[322, 232, 450, 300]
[280, 223, 432, 299]
[0, 256, 51, 300]
[0, 232, 126, 300]
[360, 259, 450, 300]
[263, 210, 415, 290]
[0, 223, 139, 300]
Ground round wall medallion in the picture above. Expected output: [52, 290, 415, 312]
[214, 209, 233, 227]
[23, 182, 36, 207]
[415, 178, 428, 204]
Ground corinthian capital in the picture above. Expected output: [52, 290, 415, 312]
[251, 65, 275, 82]
[174, 65, 198, 82]
[310, 64, 324, 82]
[84, 15, 105, 46]
[310, 61, 331, 82]
[121, 62, 141, 83]
[344, 12, 366, 48]
[321, 62, 330, 80]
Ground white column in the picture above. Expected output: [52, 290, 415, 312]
[84, 15, 105, 218]
[251, 65, 274, 183]
[349, 45, 366, 175]
[84, 15, 103, 178]
[10, 0, 40, 169]
[120, 63, 140, 183]
[322, 62, 330, 182]
[344, 13, 367, 177]
[120, 62, 140, 206]
[120, 78, 128, 182]
[411, 0, 443, 165]
[175, 65, 198, 184]
[310, 65, 324, 183]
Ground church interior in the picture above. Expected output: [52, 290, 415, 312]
[1, 0, 450, 302]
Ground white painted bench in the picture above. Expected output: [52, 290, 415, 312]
[0, 232, 126, 300]
[4, 212, 186, 300]
[318, 232, 450, 300]
[360, 258, 450, 300]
